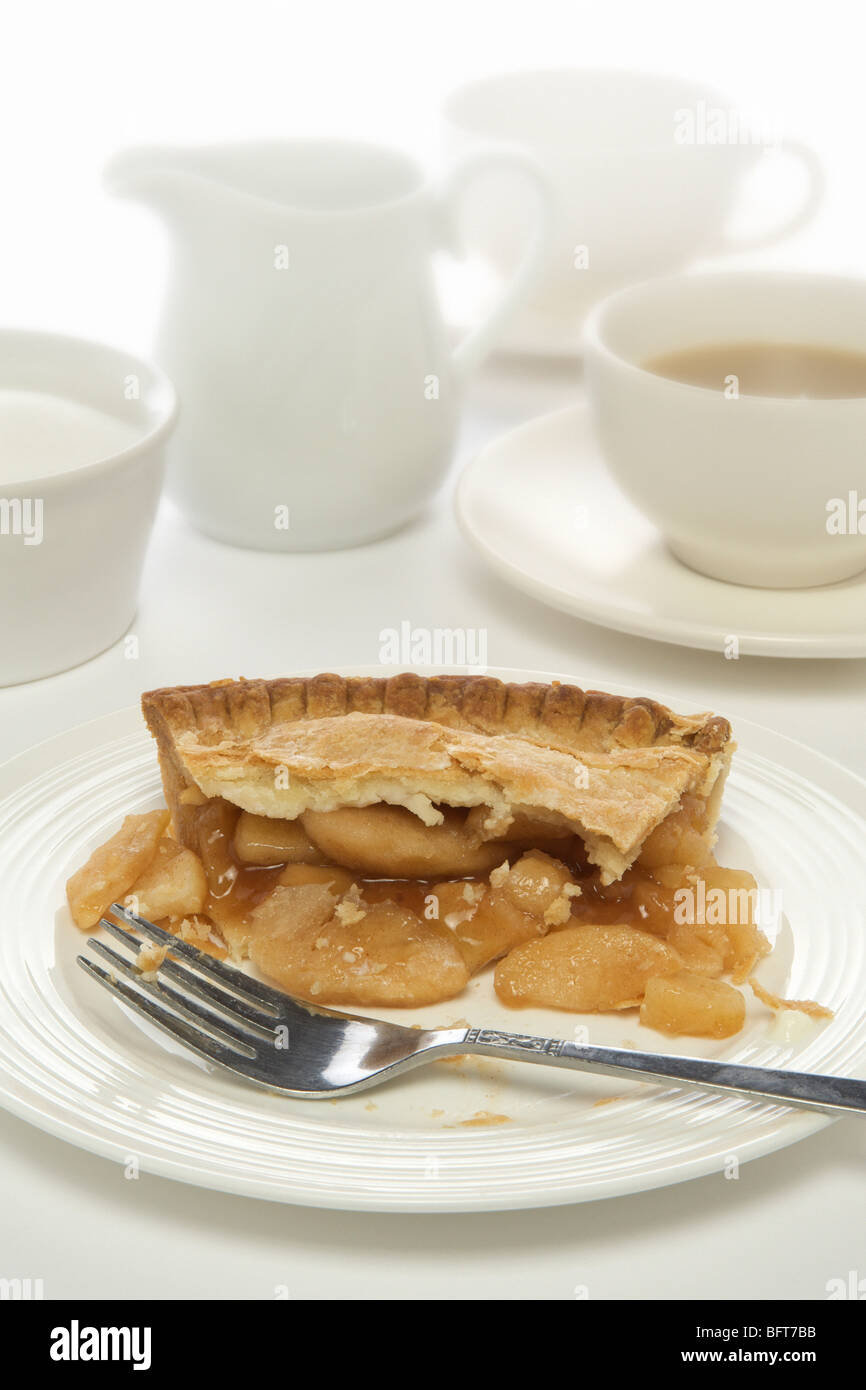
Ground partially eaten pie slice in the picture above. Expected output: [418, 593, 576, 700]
[66, 673, 825, 1039]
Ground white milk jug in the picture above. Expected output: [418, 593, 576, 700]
[106, 139, 550, 550]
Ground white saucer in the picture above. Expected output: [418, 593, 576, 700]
[456, 404, 866, 658]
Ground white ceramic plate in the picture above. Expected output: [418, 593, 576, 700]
[1, 668, 865, 1212]
[456, 405, 866, 658]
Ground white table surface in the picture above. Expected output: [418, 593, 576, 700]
[1, 357, 864, 1301]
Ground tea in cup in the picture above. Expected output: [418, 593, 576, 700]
[584, 272, 866, 589]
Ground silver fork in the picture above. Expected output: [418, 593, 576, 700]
[76, 903, 866, 1113]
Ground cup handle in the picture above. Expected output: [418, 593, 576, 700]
[442, 149, 554, 378]
[712, 137, 825, 254]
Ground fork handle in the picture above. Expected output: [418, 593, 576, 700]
[457, 1028, 866, 1116]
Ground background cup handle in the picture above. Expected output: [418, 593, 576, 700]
[443, 149, 553, 378]
[712, 137, 825, 254]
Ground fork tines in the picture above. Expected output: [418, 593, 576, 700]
[77, 903, 287, 1073]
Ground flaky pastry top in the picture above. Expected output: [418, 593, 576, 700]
[142, 674, 732, 881]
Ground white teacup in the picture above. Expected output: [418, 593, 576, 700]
[0, 330, 177, 684]
[584, 271, 866, 589]
[444, 69, 824, 334]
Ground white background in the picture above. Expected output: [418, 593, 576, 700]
[1, 0, 865, 1300]
[4, 0, 866, 348]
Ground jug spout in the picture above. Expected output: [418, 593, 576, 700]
[103, 145, 213, 215]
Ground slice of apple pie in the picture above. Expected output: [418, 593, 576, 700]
[66, 673, 822, 1039]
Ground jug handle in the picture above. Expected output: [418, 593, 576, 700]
[444, 149, 554, 379]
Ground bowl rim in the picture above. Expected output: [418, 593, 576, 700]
[583, 268, 866, 407]
[0, 327, 179, 492]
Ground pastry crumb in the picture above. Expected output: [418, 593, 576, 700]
[335, 899, 366, 926]
[489, 861, 510, 888]
[543, 893, 574, 926]
[136, 943, 168, 977]
[459, 1110, 511, 1127]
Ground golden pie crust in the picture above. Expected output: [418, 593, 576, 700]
[141, 673, 732, 883]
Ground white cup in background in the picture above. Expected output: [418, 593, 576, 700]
[443, 69, 824, 337]
[0, 330, 178, 684]
[584, 271, 866, 589]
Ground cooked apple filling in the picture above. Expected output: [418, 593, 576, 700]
[67, 793, 805, 1038]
